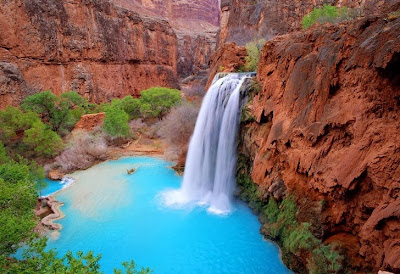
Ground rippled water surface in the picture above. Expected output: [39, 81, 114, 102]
[48, 156, 290, 273]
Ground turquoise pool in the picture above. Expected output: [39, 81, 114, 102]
[38, 178, 74, 197]
[48, 156, 290, 273]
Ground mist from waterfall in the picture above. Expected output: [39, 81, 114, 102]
[163, 73, 253, 214]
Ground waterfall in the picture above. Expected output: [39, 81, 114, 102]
[163, 73, 254, 214]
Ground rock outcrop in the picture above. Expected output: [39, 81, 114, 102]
[205, 42, 247, 89]
[220, 0, 400, 45]
[0, 0, 179, 108]
[236, 16, 400, 272]
[73, 112, 105, 132]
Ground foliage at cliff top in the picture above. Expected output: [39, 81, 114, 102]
[302, 4, 353, 29]
[244, 39, 266, 72]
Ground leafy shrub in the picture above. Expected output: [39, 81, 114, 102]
[0, 161, 37, 256]
[55, 131, 107, 173]
[21, 91, 88, 135]
[0, 106, 41, 143]
[103, 105, 130, 140]
[140, 87, 182, 119]
[23, 121, 63, 158]
[111, 96, 141, 119]
[309, 244, 343, 274]
[236, 173, 264, 212]
[284, 222, 319, 255]
[302, 4, 352, 29]
[264, 198, 279, 223]
[0, 142, 9, 164]
[245, 39, 266, 72]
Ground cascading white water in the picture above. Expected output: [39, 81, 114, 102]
[163, 73, 253, 214]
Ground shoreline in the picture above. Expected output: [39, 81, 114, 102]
[41, 140, 177, 233]
[40, 153, 291, 272]
[36, 196, 65, 232]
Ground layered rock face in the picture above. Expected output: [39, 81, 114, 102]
[133, 0, 220, 26]
[220, 0, 400, 45]
[0, 0, 179, 108]
[116, 0, 220, 79]
[238, 17, 400, 272]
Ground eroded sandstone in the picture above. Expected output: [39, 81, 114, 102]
[0, 0, 179, 108]
[235, 16, 400, 272]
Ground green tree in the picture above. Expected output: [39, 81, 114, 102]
[23, 121, 63, 157]
[140, 87, 182, 119]
[245, 39, 266, 72]
[121, 96, 141, 119]
[0, 106, 40, 143]
[110, 96, 141, 120]
[0, 142, 9, 164]
[103, 105, 130, 139]
[21, 91, 87, 135]
[0, 162, 37, 256]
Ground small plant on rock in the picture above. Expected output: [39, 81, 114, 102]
[302, 4, 353, 29]
[245, 39, 266, 72]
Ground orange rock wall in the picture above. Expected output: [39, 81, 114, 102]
[115, 0, 220, 78]
[0, 0, 179, 108]
[220, 0, 400, 45]
[239, 17, 400, 271]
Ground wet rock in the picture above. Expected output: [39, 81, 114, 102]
[48, 170, 65, 181]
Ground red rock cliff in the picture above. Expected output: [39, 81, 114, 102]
[220, 0, 400, 45]
[0, 0, 179, 108]
[238, 16, 400, 272]
[115, 0, 220, 79]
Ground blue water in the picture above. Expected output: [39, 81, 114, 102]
[38, 179, 64, 197]
[48, 157, 290, 273]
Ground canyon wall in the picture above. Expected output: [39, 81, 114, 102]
[0, 0, 221, 108]
[115, 0, 220, 79]
[237, 16, 400, 272]
[220, 0, 400, 45]
[0, 0, 179, 108]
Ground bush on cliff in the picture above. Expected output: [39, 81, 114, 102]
[245, 39, 266, 72]
[21, 91, 88, 136]
[236, 153, 343, 272]
[302, 4, 352, 29]
[140, 87, 182, 119]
